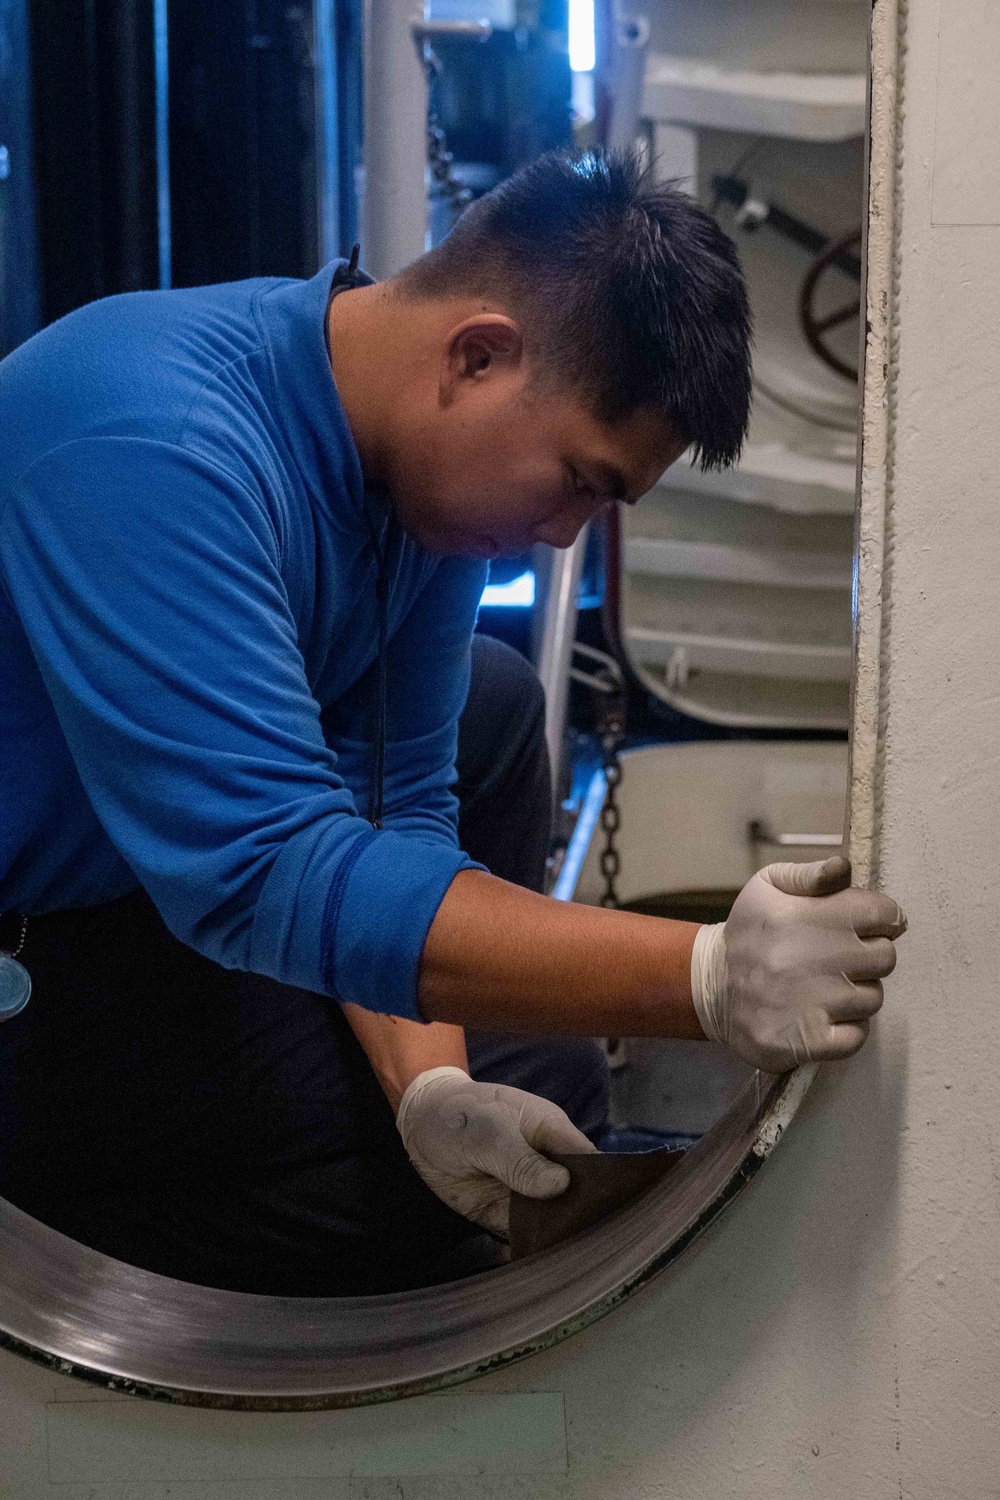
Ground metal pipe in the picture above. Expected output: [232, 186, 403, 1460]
[313, 0, 341, 266]
[152, 0, 171, 289]
[362, 0, 428, 278]
[411, 20, 492, 44]
[749, 820, 843, 849]
[534, 528, 590, 787]
[606, 14, 650, 154]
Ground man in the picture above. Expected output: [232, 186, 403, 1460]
[0, 151, 905, 1295]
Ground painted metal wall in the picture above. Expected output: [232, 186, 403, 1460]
[1, 0, 998, 1492]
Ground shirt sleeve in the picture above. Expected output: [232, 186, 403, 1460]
[1, 436, 478, 1018]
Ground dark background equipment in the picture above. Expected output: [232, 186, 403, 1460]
[6, 0, 570, 349]
[8, 0, 369, 342]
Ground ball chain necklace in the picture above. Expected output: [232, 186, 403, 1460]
[0, 915, 31, 1019]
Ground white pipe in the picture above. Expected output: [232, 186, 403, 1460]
[534, 529, 590, 788]
[314, 0, 341, 265]
[606, 14, 650, 154]
[362, 0, 428, 278]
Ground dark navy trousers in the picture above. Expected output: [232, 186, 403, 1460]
[0, 635, 609, 1295]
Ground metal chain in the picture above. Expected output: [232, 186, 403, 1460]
[598, 701, 626, 909]
[416, 42, 474, 220]
[570, 642, 627, 909]
[570, 640, 626, 910]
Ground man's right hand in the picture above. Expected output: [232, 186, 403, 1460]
[691, 857, 907, 1073]
[396, 1067, 596, 1238]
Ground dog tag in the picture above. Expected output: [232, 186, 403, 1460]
[0, 954, 31, 1019]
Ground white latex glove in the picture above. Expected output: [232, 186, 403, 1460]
[690, 856, 907, 1073]
[396, 1066, 598, 1238]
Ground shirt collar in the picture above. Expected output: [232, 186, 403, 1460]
[256, 258, 374, 530]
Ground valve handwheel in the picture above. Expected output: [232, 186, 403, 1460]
[799, 228, 863, 383]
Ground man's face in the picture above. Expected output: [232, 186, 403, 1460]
[381, 315, 688, 557]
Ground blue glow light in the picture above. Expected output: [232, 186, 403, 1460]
[153, 0, 172, 288]
[568, 0, 596, 73]
[480, 570, 536, 608]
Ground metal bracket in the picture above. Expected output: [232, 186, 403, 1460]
[749, 819, 843, 850]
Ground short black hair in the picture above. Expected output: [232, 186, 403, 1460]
[395, 149, 752, 470]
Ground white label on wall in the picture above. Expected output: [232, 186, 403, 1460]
[45, 1393, 568, 1483]
[932, 0, 1000, 225]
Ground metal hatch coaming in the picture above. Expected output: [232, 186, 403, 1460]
[0, 1067, 811, 1409]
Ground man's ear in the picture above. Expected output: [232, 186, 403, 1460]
[441, 315, 524, 403]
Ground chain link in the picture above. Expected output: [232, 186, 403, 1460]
[602, 714, 626, 900]
[571, 644, 627, 910]
[598, 703, 625, 908]
[417, 43, 475, 221]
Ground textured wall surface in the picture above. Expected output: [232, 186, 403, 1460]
[2, 0, 999, 1493]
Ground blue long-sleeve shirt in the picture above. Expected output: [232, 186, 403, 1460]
[0, 261, 488, 1019]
